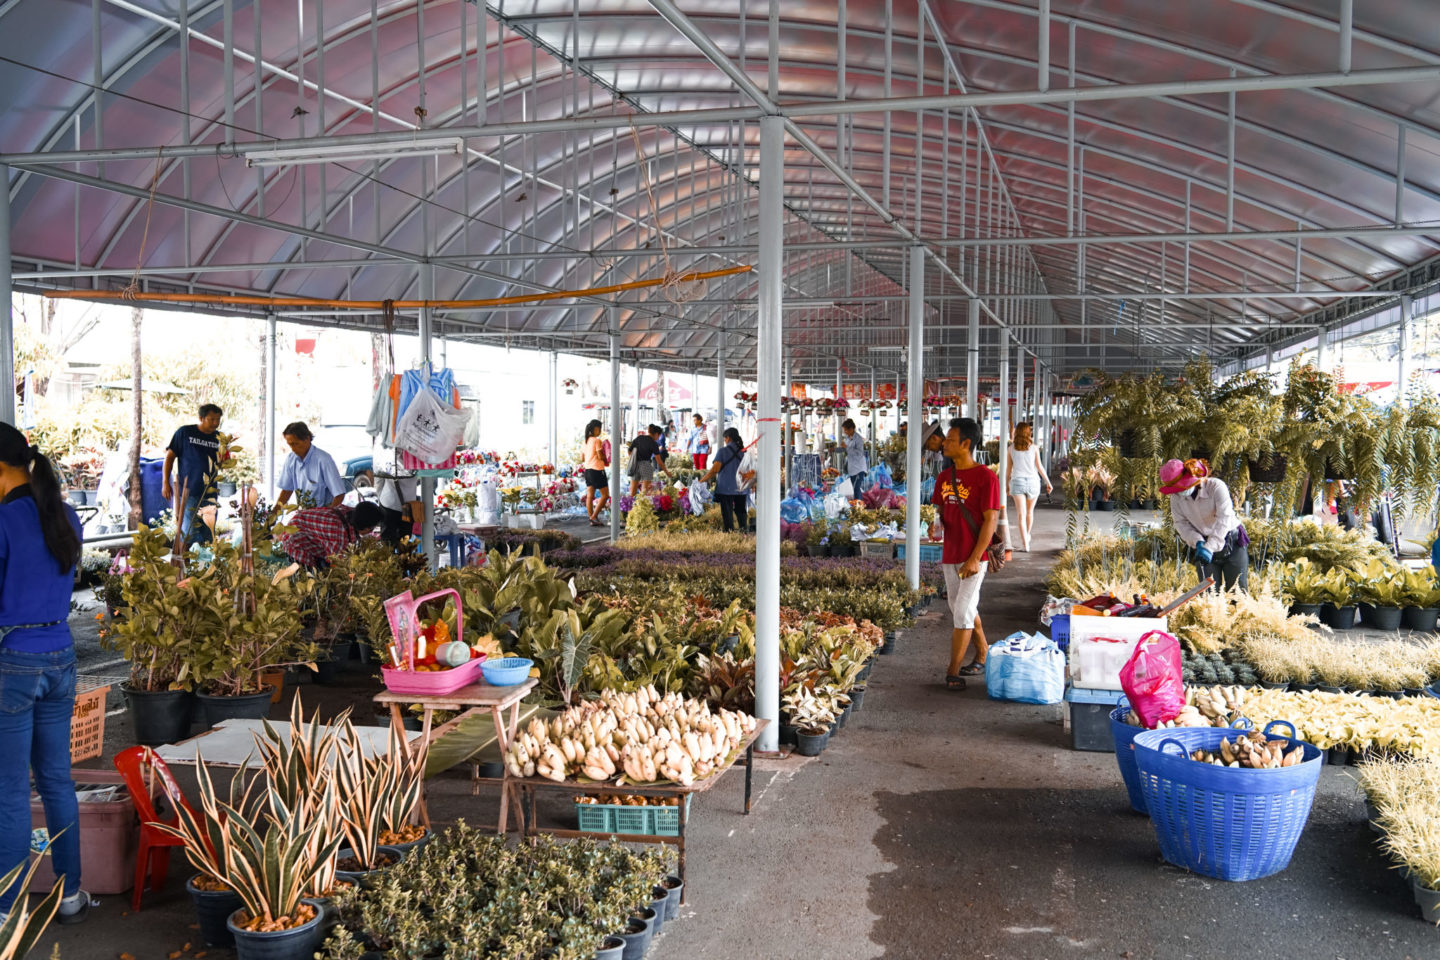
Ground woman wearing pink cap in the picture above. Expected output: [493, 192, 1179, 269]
[1159, 458, 1249, 591]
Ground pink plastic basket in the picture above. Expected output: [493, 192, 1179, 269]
[379, 588, 486, 696]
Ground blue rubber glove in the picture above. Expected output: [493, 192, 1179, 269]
[1195, 540, 1214, 564]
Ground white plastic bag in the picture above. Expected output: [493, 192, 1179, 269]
[823, 491, 849, 520]
[833, 477, 854, 500]
[395, 388, 469, 463]
[475, 477, 501, 526]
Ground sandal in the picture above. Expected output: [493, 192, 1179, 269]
[945, 674, 967, 691]
[959, 662, 986, 677]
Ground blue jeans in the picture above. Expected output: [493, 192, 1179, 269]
[850, 473, 868, 495]
[179, 494, 214, 545]
[0, 648, 80, 910]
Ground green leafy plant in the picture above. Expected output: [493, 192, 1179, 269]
[0, 842, 65, 960]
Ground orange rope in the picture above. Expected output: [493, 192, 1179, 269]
[42, 264, 752, 310]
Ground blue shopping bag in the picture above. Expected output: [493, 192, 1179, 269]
[985, 632, 1066, 704]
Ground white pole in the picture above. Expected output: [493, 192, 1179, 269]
[548, 350, 559, 468]
[783, 353, 793, 494]
[635, 363, 643, 439]
[1399, 295, 1412, 403]
[905, 245, 925, 591]
[265, 313, 277, 498]
[609, 322, 622, 542]
[1014, 346, 1025, 428]
[716, 329, 726, 446]
[755, 113, 784, 755]
[998, 334, 1011, 550]
[0, 163, 12, 425]
[966, 298, 980, 418]
[419, 262, 437, 572]
[1315, 324, 1329, 371]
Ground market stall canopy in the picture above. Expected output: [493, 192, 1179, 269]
[5, 1, 1440, 379]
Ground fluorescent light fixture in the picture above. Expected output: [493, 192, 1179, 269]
[246, 138, 465, 167]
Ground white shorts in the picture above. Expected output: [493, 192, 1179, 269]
[942, 563, 987, 629]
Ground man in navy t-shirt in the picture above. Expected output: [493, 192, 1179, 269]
[163, 403, 223, 544]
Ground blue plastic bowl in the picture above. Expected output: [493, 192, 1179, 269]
[481, 657, 534, 686]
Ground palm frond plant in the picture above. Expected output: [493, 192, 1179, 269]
[0, 845, 65, 960]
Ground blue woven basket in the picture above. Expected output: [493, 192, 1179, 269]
[1108, 697, 1147, 814]
[1132, 720, 1323, 881]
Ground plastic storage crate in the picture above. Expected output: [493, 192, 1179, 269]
[1049, 614, 1071, 652]
[30, 770, 145, 894]
[1065, 686, 1120, 752]
[70, 680, 111, 763]
[575, 796, 692, 837]
[857, 541, 895, 559]
[895, 542, 944, 564]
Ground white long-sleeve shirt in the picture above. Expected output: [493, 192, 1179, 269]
[1170, 478, 1241, 553]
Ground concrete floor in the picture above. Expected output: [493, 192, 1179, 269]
[35, 506, 1440, 960]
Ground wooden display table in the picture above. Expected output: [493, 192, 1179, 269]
[373, 677, 538, 834]
[514, 719, 768, 900]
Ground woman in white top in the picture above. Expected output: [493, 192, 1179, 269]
[1159, 458, 1249, 592]
[1006, 422, 1051, 551]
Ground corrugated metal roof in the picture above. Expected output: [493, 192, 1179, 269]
[4, 0, 1440, 380]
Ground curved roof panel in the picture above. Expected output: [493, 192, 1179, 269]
[4, 0, 1440, 381]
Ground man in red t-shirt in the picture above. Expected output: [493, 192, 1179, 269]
[930, 418, 1001, 691]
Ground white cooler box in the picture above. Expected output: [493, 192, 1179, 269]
[1067, 615, 1170, 691]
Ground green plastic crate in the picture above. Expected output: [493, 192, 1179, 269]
[575, 796, 692, 837]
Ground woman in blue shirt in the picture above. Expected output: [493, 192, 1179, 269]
[701, 428, 748, 533]
[0, 424, 88, 924]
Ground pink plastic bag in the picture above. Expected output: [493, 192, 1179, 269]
[1119, 630, 1186, 729]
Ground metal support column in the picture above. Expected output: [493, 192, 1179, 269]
[966, 299, 980, 419]
[716, 329, 727, 446]
[834, 357, 843, 446]
[635, 363, 643, 439]
[1014, 346, 1025, 428]
[265, 313, 277, 497]
[755, 113, 784, 755]
[783, 353, 793, 494]
[997, 334, 1011, 548]
[548, 350, 558, 468]
[1315, 325, 1329, 371]
[1399, 294, 1413, 402]
[419, 262, 437, 572]
[905, 246, 925, 591]
[0, 164, 12, 425]
[609, 322, 622, 542]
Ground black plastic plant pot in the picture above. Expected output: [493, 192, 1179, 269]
[1326, 747, 1350, 766]
[794, 728, 829, 757]
[226, 902, 325, 960]
[778, 721, 797, 746]
[198, 689, 274, 726]
[385, 831, 430, 860]
[1289, 603, 1322, 619]
[188, 875, 243, 948]
[648, 888, 670, 935]
[1246, 454, 1288, 484]
[1321, 604, 1357, 630]
[1404, 607, 1440, 632]
[1368, 606, 1404, 631]
[595, 936, 626, 960]
[123, 685, 196, 746]
[661, 876, 683, 920]
[1258, 680, 1290, 691]
[619, 911, 655, 960]
[334, 845, 403, 887]
[850, 685, 867, 712]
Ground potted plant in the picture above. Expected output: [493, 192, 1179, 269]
[190, 541, 314, 725]
[783, 687, 836, 756]
[333, 723, 408, 882]
[1085, 463, 1116, 510]
[104, 526, 201, 745]
[1401, 566, 1440, 632]
[1316, 566, 1357, 630]
[156, 754, 252, 947]
[1281, 558, 1330, 619]
[1354, 560, 1405, 631]
[827, 524, 855, 558]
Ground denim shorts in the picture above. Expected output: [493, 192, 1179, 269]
[1009, 475, 1041, 498]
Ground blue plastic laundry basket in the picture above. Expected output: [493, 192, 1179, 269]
[1108, 697, 1147, 814]
[1132, 720, 1322, 881]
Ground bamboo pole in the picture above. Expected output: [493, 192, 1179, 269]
[41, 265, 753, 310]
